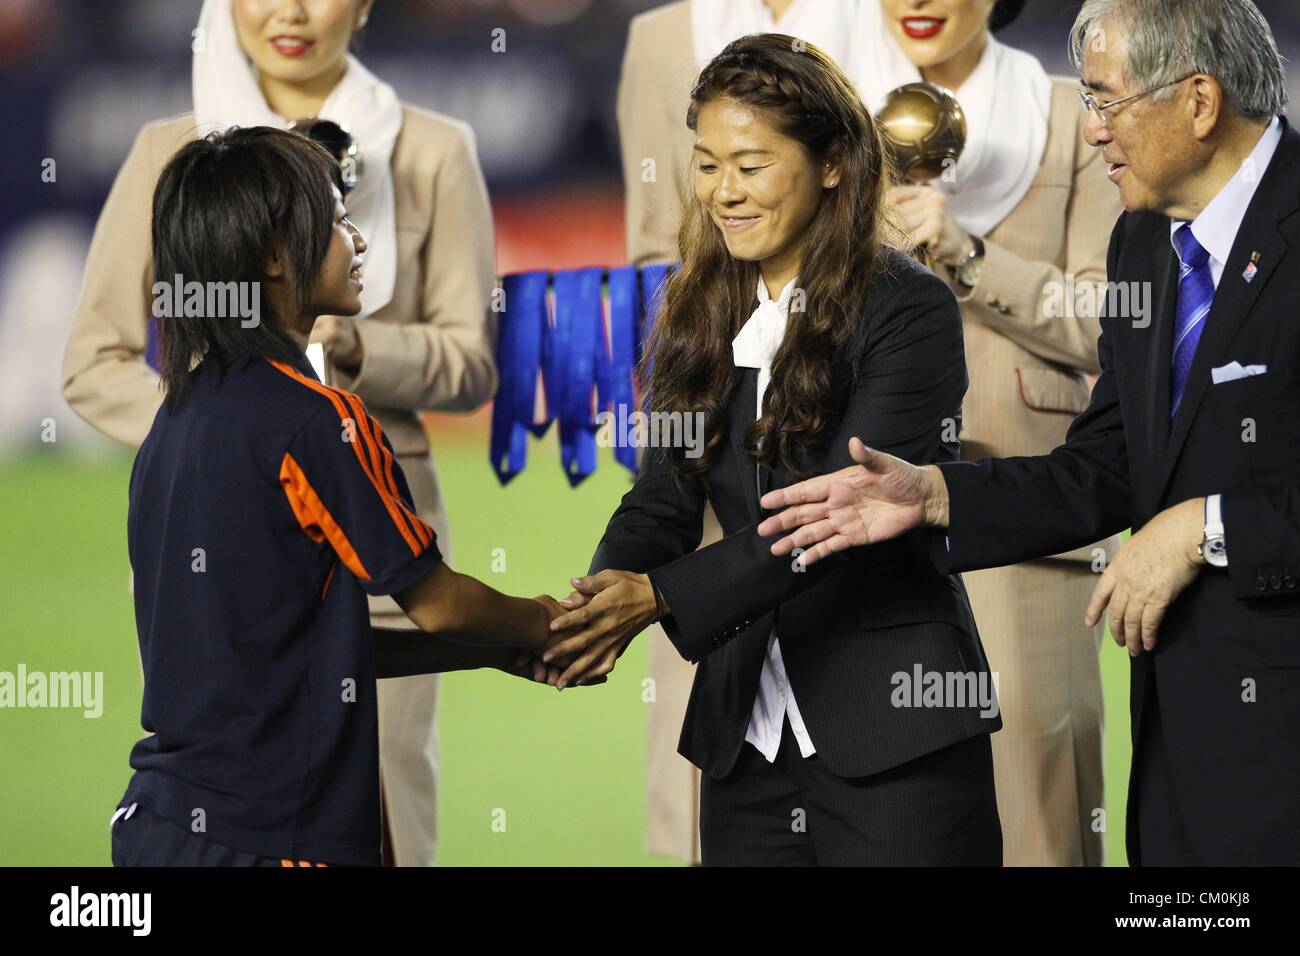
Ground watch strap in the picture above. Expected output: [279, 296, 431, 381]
[1205, 493, 1224, 537]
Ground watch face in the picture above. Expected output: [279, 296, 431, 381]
[958, 259, 984, 288]
[1204, 536, 1228, 567]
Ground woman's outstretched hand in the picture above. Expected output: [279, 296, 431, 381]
[756, 437, 949, 568]
[542, 570, 661, 689]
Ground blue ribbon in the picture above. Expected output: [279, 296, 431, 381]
[489, 271, 548, 485]
[491, 263, 679, 485]
[550, 268, 604, 487]
[603, 266, 640, 473]
[638, 264, 673, 413]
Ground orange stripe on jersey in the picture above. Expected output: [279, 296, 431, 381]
[335, 388, 430, 548]
[340, 394, 432, 549]
[336, 389, 432, 549]
[267, 360, 434, 556]
[321, 560, 338, 600]
[270, 360, 432, 553]
[280, 452, 371, 582]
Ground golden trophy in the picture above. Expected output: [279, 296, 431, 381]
[877, 82, 967, 183]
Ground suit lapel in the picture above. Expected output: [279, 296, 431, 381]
[1154, 125, 1300, 503]
[728, 367, 761, 525]
[757, 455, 777, 503]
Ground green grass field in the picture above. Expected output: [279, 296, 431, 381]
[0, 434, 1131, 866]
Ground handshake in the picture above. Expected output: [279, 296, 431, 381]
[513, 570, 664, 690]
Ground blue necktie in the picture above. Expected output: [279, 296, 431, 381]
[1170, 224, 1215, 421]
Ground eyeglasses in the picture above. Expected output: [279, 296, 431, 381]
[1077, 74, 1196, 127]
[288, 118, 362, 194]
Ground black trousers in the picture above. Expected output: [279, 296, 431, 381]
[111, 803, 336, 867]
[1133, 682, 1199, 866]
[700, 719, 1002, 865]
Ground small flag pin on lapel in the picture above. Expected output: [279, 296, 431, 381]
[1244, 251, 1261, 283]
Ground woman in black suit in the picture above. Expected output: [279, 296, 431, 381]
[545, 32, 1001, 865]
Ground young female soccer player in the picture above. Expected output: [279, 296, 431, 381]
[109, 126, 568, 868]
[66, 0, 496, 866]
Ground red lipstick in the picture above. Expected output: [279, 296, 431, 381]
[901, 16, 946, 40]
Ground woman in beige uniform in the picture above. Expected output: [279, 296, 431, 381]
[619, 0, 1122, 865]
[863, 0, 1122, 866]
[61, 0, 497, 867]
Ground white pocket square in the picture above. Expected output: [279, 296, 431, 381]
[1211, 361, 1268, 384]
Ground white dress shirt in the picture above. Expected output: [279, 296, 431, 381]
[1168, 115, 1282, 289]
[949, 118, 1283, 560]
[1168, 115, 1282, 554]
[732, 275, 818, 763]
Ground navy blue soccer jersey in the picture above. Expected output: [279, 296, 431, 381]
[120, 354, 442, 865]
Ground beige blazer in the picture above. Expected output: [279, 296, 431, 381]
[62, 105, 498, 584]
[937, 78, 1124, 563]
[618, 0, 698, 269]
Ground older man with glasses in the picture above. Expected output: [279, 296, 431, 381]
[758, 0, 1298, 866]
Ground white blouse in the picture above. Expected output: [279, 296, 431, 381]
[732, 275, 817, 763]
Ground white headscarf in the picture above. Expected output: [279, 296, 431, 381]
[691, 0, 860, 73]
[192, 0, 402, 317]
[691, 0, 1053, 237]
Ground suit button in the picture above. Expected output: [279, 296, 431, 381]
[1257, 577, 1268, 591]
[1271, 577, 1282, 590]
[1286, 576, 1297, 590]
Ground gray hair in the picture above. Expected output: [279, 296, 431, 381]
[1069, 0, 1288, 121]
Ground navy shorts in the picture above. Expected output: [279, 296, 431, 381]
[110, 803, 334, 867]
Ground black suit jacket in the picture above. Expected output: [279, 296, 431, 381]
[935, 119, 1300, 865]
[589, 249, 1001, 780]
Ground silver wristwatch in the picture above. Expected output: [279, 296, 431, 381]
[1198, 494, 1228, 568]
[953, 235, 986, 289]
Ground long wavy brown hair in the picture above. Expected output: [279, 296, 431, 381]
[642, 32, 896, 488]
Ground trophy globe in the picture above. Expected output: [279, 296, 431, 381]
[877, 82, 967, 184]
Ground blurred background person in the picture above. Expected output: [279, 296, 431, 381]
[859, 0, 1123, 866]
[59, 0, 497, 867]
